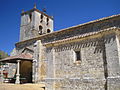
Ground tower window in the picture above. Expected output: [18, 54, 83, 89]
[47, 29, 51, 33]
[41, 15, 43, 19]
[29, 13, 32, 21]
[46, 18, 49, 25]
[40, 15, 43, 23]
[39, 26, 43, 35]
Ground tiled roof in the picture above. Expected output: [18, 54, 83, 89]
[45, 14, 120, 35]
[0, 53, 33, 63]
[16, 14, 120, 45]
[44, 27, 120, 46]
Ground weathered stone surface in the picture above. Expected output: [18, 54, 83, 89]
[45, 32, 120, 90]
[20, 9, 53, 41]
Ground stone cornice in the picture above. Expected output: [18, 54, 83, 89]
[21, 8, 53, 20]
[43, 27, 120, 47]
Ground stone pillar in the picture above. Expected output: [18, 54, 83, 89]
[46, 47, 55, 90]
[15, 60, 21, 84]
[104, 34, 120, 89]
[38, 40, 43, 82]
[32, 59, 37, 83]
[33, 40, 42, 83]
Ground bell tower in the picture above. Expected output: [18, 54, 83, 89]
[20, 4, 53, 41]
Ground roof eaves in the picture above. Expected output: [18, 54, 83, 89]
[43, 27, 120, 46]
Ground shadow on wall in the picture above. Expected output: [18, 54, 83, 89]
[53, 33, 116, 54]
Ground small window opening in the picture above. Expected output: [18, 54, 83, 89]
[46, 18, 49, 25]
[47, 29, 51, 33]
[29, 13, 32, 21]
[40, 15, 43, 23]
[37, 54, 39, 59]
[75, 51, 81, 61]
[41, 15, 43, 19]
[39, 26, 43, 35]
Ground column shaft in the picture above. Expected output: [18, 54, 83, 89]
[15, 60, 20, 84]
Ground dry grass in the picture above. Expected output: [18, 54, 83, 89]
[0, 83, 45, 90]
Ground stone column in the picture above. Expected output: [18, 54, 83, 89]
[15, 60, 21, 84]
[32, 59, 37, 83]
[46, 47, 55, 90]
[33, 40, 42, 83]
[104, 34, 120, 89]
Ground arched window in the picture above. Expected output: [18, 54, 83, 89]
[29, 13, 32, 21]
[39, 26, 43, 35]
[47, 29, 51, 33]
[40, 15, 43, 23]
[41, 14, 43, 19]
[46, 18, 49, 25]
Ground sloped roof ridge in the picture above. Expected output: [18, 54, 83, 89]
[44, 27, 120, 45]
[54, 14, 120, 33]
[0, 53, 33, 62]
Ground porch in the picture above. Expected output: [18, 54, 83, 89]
[0, 53, 33, 84]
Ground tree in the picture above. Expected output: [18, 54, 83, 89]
[0, 50, 9, 60]
[0, 54, 1, 59]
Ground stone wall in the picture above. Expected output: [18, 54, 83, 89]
[46, 32, 120, 90]
[46, 36, 107, 90]
[104, 33, 120, 90]
[20, 9, 53, 41]
[16, 40, 36, 53]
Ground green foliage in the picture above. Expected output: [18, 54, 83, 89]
[0, 50, 9, 59]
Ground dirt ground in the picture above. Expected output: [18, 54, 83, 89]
[0, 83, 45, 90]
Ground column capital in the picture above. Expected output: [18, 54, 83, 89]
[33, 59, 37, 62]
[17, 60, 21, 62]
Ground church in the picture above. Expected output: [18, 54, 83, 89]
[0, 4, 120, 90]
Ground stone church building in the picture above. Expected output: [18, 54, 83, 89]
[1, 5, 120, 90]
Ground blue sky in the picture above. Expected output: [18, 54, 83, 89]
[0, 0, 120, 55]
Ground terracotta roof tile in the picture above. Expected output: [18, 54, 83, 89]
[44, 27, 120, 46]
[0, 53, 33, 62]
